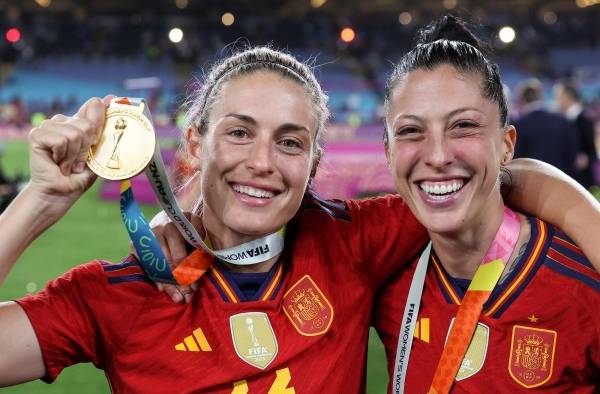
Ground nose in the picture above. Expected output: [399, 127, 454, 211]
[246, 135, 275, 175]
[424, 132, 453, 169]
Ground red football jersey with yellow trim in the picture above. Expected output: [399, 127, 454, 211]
[374, 216, 600, 393]
[16, 194, 427, 393]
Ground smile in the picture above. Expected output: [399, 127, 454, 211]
[418, 179, 465, 201]
[231, 184, 276, 199]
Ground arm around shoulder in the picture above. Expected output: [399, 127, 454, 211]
[504, 158, 600, 270]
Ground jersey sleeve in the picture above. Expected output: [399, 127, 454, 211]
[345, 194, 428, 286]
[14, 260, 145, 382]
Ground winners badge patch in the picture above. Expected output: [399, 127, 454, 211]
[283, 275, 333, 336]
[444, 319, 489, 381]
[509, 325, 557, 388]
[230, 312, 278, 369]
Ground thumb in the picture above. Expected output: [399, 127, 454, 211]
[70, 166, 98, 193]
[77, 97, 106, 145]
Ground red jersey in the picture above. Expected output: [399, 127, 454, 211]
[375, 216, 600, 393]
[17, 194, 427, 393]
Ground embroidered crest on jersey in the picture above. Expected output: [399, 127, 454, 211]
[282, 275, 334, 336]
[230, 312, 278, 369]
[509, 325, 557, 388]
[444, 318, 489, 381]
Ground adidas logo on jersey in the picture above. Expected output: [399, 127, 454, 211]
[414, 318, 430, 343]
[175, 327, 212, 352]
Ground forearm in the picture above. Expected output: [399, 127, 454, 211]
[0, 184, 64, 286]
[504, 158, 600, 269]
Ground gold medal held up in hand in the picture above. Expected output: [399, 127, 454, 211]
[87, 100, 156, 180]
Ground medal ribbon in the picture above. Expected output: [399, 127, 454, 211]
[428, 206, 520, 394]
[393, 206, 520, 394]
[108, 97, 285, 284]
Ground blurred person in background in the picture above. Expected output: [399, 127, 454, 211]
[554, 80, 598, 190]
[514, 79, 580, 179]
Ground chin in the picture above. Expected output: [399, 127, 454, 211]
[415, 210, 466, 236]
[226, 215, 283, 237]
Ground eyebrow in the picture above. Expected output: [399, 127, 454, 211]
[224, 113, 310, 134]
[393, 107, 485, 125]
[446, 107, 485, 118]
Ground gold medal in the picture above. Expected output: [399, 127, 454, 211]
[87, 105, 156, 180]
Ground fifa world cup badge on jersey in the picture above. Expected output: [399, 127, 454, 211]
[282, 275, 333, 336]
[445, 319, 489, 381]
[509, 325, 557, 388]
[230, 312, 278, 369]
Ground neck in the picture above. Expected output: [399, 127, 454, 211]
[498, 216, 531, 284]
[429, 197, 506, 280]
[197, 206, 281, 274]
[221, 255, 280, 273]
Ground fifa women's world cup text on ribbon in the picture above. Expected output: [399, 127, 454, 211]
[86, 97, 286, 285]
[394, 206, 521, 394]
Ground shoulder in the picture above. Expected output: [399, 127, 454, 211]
[100, 255, 154, 286]
[37, 255, 155, 299]
[297, 192, 419, 229]
[298, 192, 351, 222]
[535, 219, 600, 293]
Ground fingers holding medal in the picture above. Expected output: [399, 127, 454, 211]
[28, 96, 109, 197]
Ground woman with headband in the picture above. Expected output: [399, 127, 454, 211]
[0, 46, 598, 393]
[375, 16, 599, 393]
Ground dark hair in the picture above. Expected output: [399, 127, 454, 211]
[518, 78, 543, 104]
[556, 80, 581, 102]
[384, 15, 508, 141]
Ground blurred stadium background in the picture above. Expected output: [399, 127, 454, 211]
[1, 0, 599, 393]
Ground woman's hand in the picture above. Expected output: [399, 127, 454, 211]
[27, 97, 111, 219]
[0, 96, 114, 286]
[150, 211, 200, 303]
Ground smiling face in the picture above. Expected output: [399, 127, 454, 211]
[385, 64, 515, 236]
[193, 71, 317, 242]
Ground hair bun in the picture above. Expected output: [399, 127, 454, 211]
[416, 15, 482, 49]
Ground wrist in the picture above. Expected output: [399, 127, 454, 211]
[18, 183, 75, 228]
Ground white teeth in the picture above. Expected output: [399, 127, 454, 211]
[232, 184, 275, 199]
[419, 180, 464, 196]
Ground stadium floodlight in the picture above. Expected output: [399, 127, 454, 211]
[399, 12, 412, 25]
[340, 27, 356, 43]
[175, 0, 188, 9]
[222, 13, 235, 26]
[443, 0, 457, 9]
[5, 28, 21, 44]
[169, 28, 184, 43]
[498, 26, 516, 43]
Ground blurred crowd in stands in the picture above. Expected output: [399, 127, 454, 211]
[1, 4, 600, 195]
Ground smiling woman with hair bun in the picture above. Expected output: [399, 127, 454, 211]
[375, 15, 600, 393]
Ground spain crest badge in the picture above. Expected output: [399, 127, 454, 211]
[508, 325, 557, 388]
[283, 275, 334, 336]
[230, 312, 278, 369]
